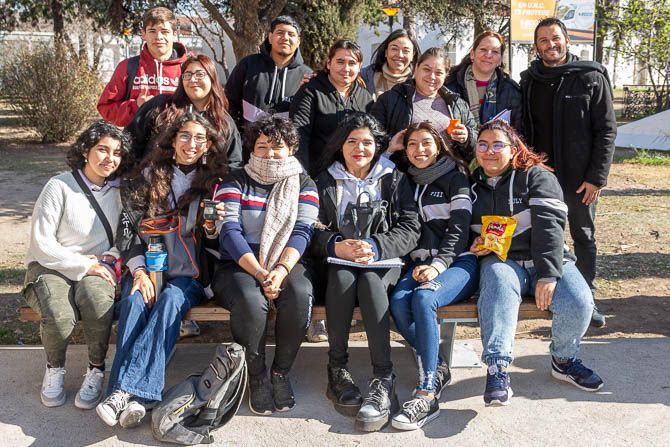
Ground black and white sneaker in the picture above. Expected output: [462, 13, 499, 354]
[355, 376, 399, 432]
[434, 362, 451, 400]
[96, 390, 131, 426]
[551, 357, 604, 391]
[392, 395, 440, 431]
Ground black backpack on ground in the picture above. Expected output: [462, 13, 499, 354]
[152, 343, 247, 445]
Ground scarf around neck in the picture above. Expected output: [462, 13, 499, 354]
[408, 155, 456, 185]
[244, 154, 304, 269]
[464, 64, 498, 124]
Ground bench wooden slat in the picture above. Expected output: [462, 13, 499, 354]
[19, 302, 549, 323]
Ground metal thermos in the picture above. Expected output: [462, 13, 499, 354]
[146, 235, 167, 296]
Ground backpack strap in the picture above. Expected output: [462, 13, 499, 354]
[123, 55, 141, 102]
[72, 170, 114, 248]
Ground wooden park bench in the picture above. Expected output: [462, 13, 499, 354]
[19, 301, 550, 368]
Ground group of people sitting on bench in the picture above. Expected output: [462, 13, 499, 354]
[22, 12, 609, 435]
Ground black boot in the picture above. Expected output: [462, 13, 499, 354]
[355, 374, 399, 432]
[326, 365, 362, 416]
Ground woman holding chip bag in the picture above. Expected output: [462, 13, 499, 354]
[469, 119, 603, 407]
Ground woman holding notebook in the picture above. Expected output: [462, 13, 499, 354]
[310, 112, 420, 432]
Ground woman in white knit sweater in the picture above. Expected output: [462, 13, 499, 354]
[23, 120, 133, 409]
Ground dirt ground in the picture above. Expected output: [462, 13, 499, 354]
[0, 103, 668, 346]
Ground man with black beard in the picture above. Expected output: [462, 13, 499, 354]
[520, 18, 616, 328]
[225, 16, 311, 152]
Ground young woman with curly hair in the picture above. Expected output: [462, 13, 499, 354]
[96, 111, 229, 428]
[24, 120, 132, 410]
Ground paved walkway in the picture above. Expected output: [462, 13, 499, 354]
[1, 337, 668, 446]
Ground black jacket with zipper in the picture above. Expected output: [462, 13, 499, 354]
[519, 55, 617, 190]
[470, 165, 575, 280]
[310, 167, 420, 261]
[445, 64, 523, 133]
[225, 39, 312, 131]
[370, 80, 478, 162]
[289, 72, 374, 177]
[410, 168, 472, 270]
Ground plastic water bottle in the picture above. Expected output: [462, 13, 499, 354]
[146, 235, 167, 297]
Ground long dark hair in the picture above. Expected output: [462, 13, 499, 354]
[369, 29, 421, 73]
[66, 120, 133, 180]
[155, 54, 231, 140]
[132, 112, 229, 217]
[317, 112, 387, 175]
[478, 119, 551, 172]
[403, 121, 470, 176]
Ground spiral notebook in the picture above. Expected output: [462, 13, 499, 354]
[326, 257, 404, 269]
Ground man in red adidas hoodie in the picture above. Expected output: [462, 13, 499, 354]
[97, 7, 187, 127]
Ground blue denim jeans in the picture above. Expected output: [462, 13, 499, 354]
[477, 255, 594, 367]
[106, 276, 205, 401]
[389, 254, 479, 391]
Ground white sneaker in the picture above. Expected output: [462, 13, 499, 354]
[41, 366, 66, 407]
[96, 390, 131, 426]
[119, 401, 146, 428]
[180, 320, 200, 338]
[306, 319, 328, 342]
[75, 367, 104, 410]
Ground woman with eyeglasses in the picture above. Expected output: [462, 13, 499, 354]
[290, 39, 374, 177]
[126, 53, 242, 168]
[360, 29, 421, 100]
[96, 111, 230, 429]
[371, 47, 477, 167]
[469, 120, 603, 407]
[445, 31, 522, 131]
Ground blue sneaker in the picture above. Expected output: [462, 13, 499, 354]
[484, 365, 512, 406]
[551, 357, 603, 391]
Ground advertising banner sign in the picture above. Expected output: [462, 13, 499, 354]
[511, 1, 557, 43]
[511, 0, 595, 44]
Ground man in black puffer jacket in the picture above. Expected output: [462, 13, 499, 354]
[520, 18, 616, 328]
[225, 16, 312, 137]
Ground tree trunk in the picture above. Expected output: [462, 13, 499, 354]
[51, 0, 65, 47]
[200, 0, 287, 63]
[403, 8, 417, 42]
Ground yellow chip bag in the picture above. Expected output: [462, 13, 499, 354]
[477, 216, 517, 262]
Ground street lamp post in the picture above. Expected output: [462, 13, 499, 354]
[382, 3, 400, 33]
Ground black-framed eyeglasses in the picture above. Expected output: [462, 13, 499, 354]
[182, 71, 208, 81]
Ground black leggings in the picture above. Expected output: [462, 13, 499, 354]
[325, 264, 401, 378]
[212, 261, 313, 376]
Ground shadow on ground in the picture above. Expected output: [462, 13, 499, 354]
[0, 339, 668, 446]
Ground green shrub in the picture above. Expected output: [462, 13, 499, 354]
[628, 148, 670, 166]
[0, 44, 102, 143]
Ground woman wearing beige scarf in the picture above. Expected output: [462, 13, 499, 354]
[211, 117, 320, 417]
[360, 29, 421, 100]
